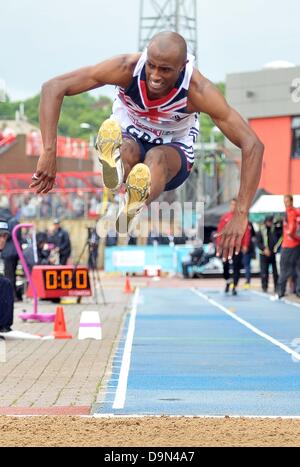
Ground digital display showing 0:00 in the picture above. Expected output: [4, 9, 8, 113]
[43, 269, 90, 290]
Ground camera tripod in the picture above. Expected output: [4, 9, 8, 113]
[73, 234, 106, 305]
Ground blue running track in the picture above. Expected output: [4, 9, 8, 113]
[95, 288, 300, 416]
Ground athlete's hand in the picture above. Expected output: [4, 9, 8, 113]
[216, 212, 248, 261]
[29, 153, 57, 194]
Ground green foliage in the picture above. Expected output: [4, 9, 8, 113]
[201, 152, 226, 177]
[0, 100, 18, 120]
[22, 95, 40, 126]
[0, 92, 113, 140]
[200, 82, 225, 143]
[59, 93, 112, 139]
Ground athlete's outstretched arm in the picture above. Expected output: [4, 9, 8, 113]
[30, 54, 140, 194]
[189, 71, 264, 260]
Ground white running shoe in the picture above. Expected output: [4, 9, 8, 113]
[96, 118, 124, 190]
[116, 163, 151, 235]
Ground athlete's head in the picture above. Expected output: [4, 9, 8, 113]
[146, 31, 188, 99]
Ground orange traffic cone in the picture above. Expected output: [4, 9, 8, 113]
[52, 306, 73, 339]
[123, 274, 133, 294]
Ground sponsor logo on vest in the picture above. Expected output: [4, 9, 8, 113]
[127, 125, 163, 145]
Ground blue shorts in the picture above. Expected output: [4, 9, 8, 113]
[122, 133, 194, 191]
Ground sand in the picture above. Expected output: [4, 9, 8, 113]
[1, 416, 300, 447]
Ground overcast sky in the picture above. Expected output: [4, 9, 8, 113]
[1, 0, 299, 101]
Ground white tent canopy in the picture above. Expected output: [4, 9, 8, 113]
[249, 195, 300, 221]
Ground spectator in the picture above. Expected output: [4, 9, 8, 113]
[242, 222, 256, 289]
[128, 235, 137, 246]
[147, 228, 160, 245]
[50, 219, 71, 265]
[256, 216, 282, 293]
[216, 198, 251, 295]
[277, 195, 300, 298]
[1, 211, 23, 301]
[23, 232, 51, 272]
[88, 195, 99, 218]
[40, 195, 52, 218]
[73, 194, 85, 218]
[87, 227, 100, 270]
[52, 195, 65, 219]
[0, 219, 14, 333]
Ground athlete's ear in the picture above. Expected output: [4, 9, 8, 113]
[180, 59, 188, 71]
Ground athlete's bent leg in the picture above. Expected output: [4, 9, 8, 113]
[116, 145, 182, 234]
[144, 145, 182, 203]
[116, 163, 151, 234]
[121, 138, 142, 179]
[96, 119, 141, 190]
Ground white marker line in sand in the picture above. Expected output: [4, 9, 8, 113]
[191, 288, 300, 362]
[112, 288, 140, 409]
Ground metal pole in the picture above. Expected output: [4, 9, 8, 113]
[138, 0, 144, 50]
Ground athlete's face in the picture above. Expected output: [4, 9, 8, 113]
[145, 45, 185, 99]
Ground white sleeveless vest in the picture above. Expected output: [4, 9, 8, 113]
[112, 50, 199, 146]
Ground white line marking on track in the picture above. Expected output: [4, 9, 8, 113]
[191, 288, 300, 362]
[251, 290, 300, 309]
[112, 288, 140, 409]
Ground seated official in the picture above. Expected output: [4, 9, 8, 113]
[23, 232, 52, 272]
[182, 244, 215, 278]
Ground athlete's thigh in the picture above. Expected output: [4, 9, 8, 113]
[144, 144, 182, 181]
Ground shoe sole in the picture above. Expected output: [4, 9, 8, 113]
[96, 119, 122, 189]
[116, 163, 151, 234]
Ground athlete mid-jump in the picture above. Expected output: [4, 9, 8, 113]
[30, 31, 264, 260]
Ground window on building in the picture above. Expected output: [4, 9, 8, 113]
[292, 117, 300, 158]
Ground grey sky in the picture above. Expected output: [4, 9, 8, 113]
[1, 0, 299, 101]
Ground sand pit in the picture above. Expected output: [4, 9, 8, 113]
[1, 416, 300, 447]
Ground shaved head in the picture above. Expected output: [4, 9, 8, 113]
[145, 31, 188, 99]
[148, 31, 187, 66]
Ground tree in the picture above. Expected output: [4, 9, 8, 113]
[200, 82, 225, 143]
[0, 93, 113, 140]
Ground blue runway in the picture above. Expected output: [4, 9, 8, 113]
[95, 288, 300, 416]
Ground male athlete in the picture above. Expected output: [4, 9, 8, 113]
[30, 31, 264, 260]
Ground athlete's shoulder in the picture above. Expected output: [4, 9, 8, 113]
[121, 53, 142, 72]
[186, 69, 211, 112]
[188, 69, 213, 97]
[93, 53, 141, 88]
[110, 53, 142, 87]
[187, 69, 227, 114]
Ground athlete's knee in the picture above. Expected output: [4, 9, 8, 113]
[145, 147, 166, 163]
[121, 139, 141, 165]
[145, 149, 169, 182]
[145, 148, 168, 172]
